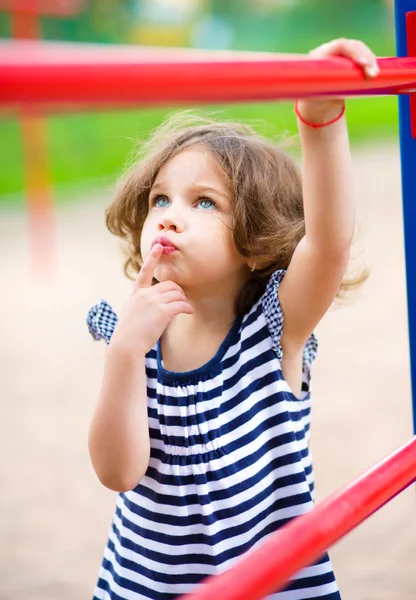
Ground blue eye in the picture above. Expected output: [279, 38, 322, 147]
[153, 195, 169, 208]
[150, 195, 216, 210]
[198, 198, 216, 210]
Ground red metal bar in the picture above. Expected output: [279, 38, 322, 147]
[179, 437, 416, 600]
[8, 14, 56, 276]
[19, 108, 56, 275]
[1, 41, 416, 109]
[407, 11, 416, 138]
[0, 0, 85, 15]
[10, 9, 40, 38]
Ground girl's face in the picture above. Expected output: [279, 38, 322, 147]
[140, 147, 250, 291]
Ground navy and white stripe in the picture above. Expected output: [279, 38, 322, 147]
[86, 269, 340, 599]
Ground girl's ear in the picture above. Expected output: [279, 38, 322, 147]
[250, 262, 257, 272]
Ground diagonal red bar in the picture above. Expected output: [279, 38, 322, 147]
[179, 437, 416, 600]
[0, 41, 416, 109]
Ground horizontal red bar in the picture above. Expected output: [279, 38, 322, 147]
[180, 437, 416, 600]
[1, 41, 415, 109]
[0, 0, 85, 15]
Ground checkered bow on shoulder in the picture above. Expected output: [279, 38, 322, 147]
[86, 300, 118, 344]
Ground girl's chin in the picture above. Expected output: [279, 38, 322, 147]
[155, 266, 183, 281]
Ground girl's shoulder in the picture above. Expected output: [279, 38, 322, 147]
[245, 269, 318, 384]
[84, 270, 287, 346]
[85, 269, 318, 382]
[86, 299, 117, 344]
[243, 268, 286, 334]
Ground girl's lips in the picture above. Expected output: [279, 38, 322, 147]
[152, 236, 178, 252]
[161, 245, 177, 255]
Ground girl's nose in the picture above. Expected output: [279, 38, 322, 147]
[158, 219, 177, 232]
[157, 206, 183, 232]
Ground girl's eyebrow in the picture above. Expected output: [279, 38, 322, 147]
[150, 181, 229, 200]
[149, 182, 164, 192]
[189, 184, 229, 199]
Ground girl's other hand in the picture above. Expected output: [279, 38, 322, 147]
[296, 38, 380, 126]
[309, 38, 379, 79]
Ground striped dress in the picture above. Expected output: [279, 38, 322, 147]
[86, 269, 341, 600]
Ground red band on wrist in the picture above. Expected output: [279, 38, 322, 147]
[294, 100, 346, 128]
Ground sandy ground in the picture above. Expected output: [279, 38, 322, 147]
[1, 141, 415, 600]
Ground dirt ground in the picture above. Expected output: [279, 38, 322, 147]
[1, 140, 415, 600]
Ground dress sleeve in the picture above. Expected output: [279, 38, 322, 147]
[261, 269, 318, 383]
[86, 300, 118, 344]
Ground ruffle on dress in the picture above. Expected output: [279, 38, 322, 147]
[86, 299, 118, 344]
[262, 269, 318, 381]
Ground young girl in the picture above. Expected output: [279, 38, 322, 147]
[86, 39, 379, 600]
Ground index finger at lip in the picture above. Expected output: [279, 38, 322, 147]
[134, 244, 163, 290]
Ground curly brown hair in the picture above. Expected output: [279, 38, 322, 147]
[105, 113, 367, 318]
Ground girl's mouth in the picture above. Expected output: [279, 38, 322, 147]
[161, 245, 177, 255]
[152, 236, 178, 254]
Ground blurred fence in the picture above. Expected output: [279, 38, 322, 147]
[0, 0, 396, 54]
[0, 0, 398, 201]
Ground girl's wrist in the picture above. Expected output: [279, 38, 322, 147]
[295, 99, 345, 127]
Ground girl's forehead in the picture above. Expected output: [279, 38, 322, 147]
[154, 147, 229, 191]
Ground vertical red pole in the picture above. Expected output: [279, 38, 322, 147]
[10, 9, 40, 39]
[11, 9, 56, 276]
[406, 11, 416, 138]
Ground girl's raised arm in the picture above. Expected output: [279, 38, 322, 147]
[278, 39, 379, 352]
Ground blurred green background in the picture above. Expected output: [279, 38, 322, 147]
[0, 0, 398, 206]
